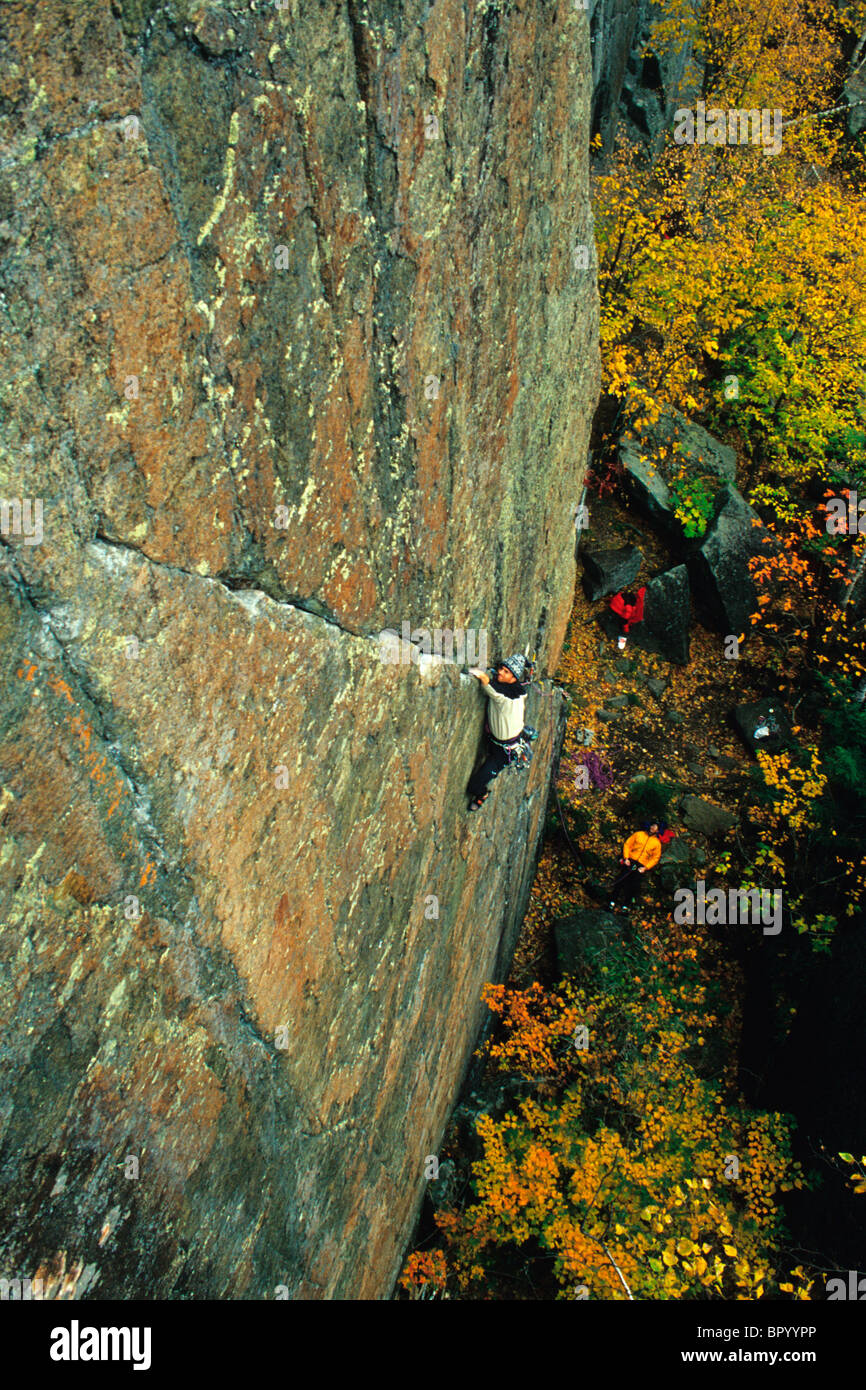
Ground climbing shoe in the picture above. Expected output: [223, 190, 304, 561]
[469, 796, 488, 812]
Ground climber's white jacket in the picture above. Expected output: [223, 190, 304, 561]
[482, 682, 526, 743]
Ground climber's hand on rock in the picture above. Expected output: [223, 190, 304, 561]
[470, 668, 490, 685]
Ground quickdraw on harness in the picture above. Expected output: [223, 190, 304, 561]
[485, 721, 539, 776]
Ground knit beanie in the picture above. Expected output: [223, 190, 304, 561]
[501, 653, 527, 682]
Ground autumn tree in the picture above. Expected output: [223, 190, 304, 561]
[401, 973, 812, 1300]
[595, 0, 866, 503]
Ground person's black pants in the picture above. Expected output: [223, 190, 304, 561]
[468, 741, 514, 799]
[610, 862, 644, 906]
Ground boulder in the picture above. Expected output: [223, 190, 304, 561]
[687, 485, 776, 633]
[620, 410, 737, 544]
[554, 910, 623, 975]
[841, 548, 866, 620]
[656, 834, 694, 893]
[627, 565, 691, 665]
[649, 409, 737, 483]
[733, 700, 791, 756]
[426, 1158, 459, 1213]
[844, 51, 866, 137]
[581, 545, 643, 602]
[660, 835, 692, 866]
[620, 434, 681, 542]
[679, 795, 737, 837]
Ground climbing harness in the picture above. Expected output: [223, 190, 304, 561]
[485, 721, 537, 776]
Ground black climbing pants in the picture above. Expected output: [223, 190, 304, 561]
[610, 862, 645, 907]
[468, 739, 517, 799]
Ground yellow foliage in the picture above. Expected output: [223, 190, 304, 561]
[431, 975, 810, 1300]
[593, 0, 866, 481]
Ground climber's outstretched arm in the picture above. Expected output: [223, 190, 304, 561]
[471, 670, 508, 703]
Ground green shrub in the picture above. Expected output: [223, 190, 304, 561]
[668, 471, 716, 539]
[626, 776, 676, 822]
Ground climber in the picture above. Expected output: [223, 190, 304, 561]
[608, 820, 664, 911]
[467, 654, 534, 811]
[609, 585, 646, 650]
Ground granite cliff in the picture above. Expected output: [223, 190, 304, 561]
[0, 0, 600, 1298]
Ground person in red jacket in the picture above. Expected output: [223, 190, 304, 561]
[609, 586, 646, 649]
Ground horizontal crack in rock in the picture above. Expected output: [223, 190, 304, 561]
[90, 532, 364, 641]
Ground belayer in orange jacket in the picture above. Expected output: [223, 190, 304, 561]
[623, 827, 662, 868]
[609, 821, 664, 911]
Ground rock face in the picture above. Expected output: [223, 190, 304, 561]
[0, 1, 600, 1299]
[591, 0, 702, 155]
[590, 0, 646, 152]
